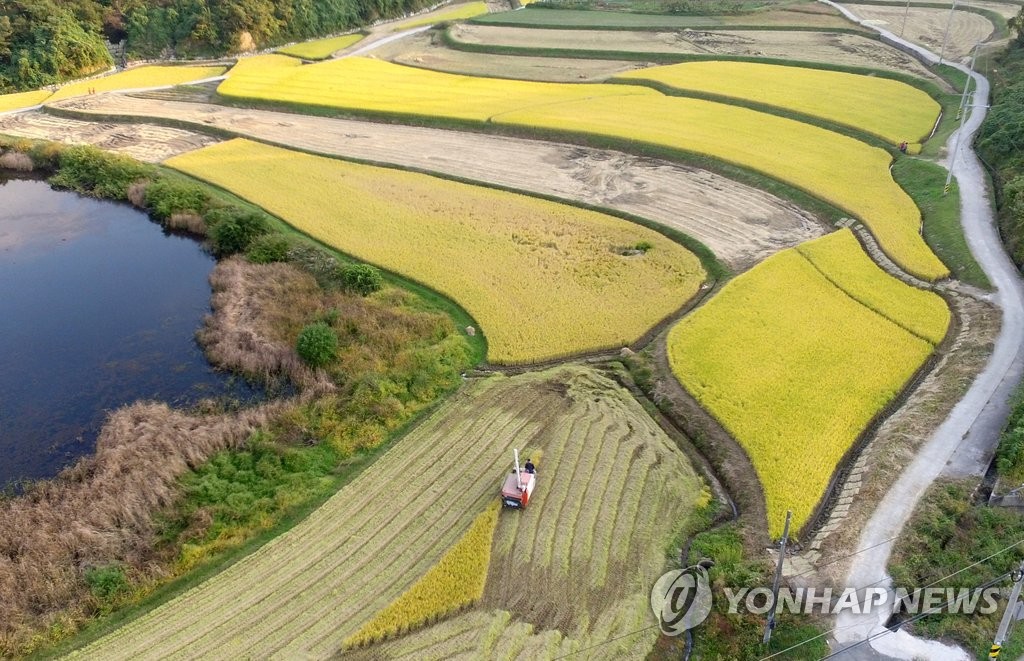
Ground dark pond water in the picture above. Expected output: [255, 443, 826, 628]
[0, 178, 258, 487]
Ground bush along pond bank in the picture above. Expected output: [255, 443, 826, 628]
[0, 138, 477, 658]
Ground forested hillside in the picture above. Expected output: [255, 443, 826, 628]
[0, 0, 429, 92]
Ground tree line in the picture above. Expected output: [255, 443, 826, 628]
[0, 0, 429, 92]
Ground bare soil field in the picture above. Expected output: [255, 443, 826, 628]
[78, 366, 706, 660]
[448, 24, 949, 86]
[910, 0, 1023, 20]
[0, 111, 215, 162]
[370, 31, 645, 81]
[843, 4, 997, 60]
[53, 94, 824, 270]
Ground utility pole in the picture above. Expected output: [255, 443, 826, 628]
[938, 0, 958, 65]
[990, 560, 1024, 659]
[957, 43, 980, 119]
[900, 0, 911, 38]
[945, 41, 982, 195]
[763, 510, 792, 645]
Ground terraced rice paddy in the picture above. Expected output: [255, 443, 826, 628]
[46, 65, 226, 103]
[391, 1, 489, 30]
[615, 61, 940, 145]
[277, 33, 364, 59]
[667, 230, 948, 536]
[166, 139, 706, 364]
[217, 57, 948, 280]
[78, 366, 706, 660]
[445, 24, 948, 84]
[843, 4, 996, 60]
[0, 90, 51, 113]
[54, 94, 825, 269]
[0, 111, 216, 162]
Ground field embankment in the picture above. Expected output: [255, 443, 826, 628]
[166, 138, 707, 364]
[77, 366, 708, 660]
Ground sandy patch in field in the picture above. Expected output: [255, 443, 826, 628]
[56, 94, 825, 270]
[844, 4, 996, 61]
[0, 111, 216, 162]
[370, 31, 645, 81]
[450, 24, 949, 87]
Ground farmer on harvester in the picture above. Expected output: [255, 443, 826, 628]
[524, 458, 536, 474]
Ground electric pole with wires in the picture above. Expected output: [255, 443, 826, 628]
[989, 559, 1024, 658]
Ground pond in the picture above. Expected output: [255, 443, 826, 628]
[0, 178, 258, 487]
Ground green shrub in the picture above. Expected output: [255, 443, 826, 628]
[296, 322, 338, 367]
[143, 178, 209, 221]
[205, 207, 270, 256]
[50, 145, 151, 200]
[337, 263, 384, 296]
[84, 565, 129, 603]
[246, 233, 292, 264]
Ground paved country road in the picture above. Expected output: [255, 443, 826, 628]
[824, 1, 1024, 659]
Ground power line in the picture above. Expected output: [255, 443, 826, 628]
[551, 625, 659, 660]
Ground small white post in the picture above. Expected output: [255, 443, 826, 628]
[514, 449, 522, 490]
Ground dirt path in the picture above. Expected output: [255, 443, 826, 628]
[448, 24, 949, 86]
[51, 94, 824, 270]
[823, 2, 1024, 658]
[76, 366, 705, 660]
[0, 111, 215, 162]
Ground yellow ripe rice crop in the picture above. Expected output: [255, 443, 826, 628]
[47, 65, 227, 102]
[166, 139, 705, 364]
[797, 229, 950, 345]
[499, 95, 948, 281]
[277, 33, 364, 59]
[614, 61, 940, 146]
[227, 54, 303, 76]
[667, 235, 939, 537]
[392, 2, 489, 31]
[217, 56, 652, 122]
[217, 58, 947, 281]
[0, 90, 51, 113]
[343, 502, 500, 648]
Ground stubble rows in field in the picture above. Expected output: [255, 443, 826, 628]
[0, 111, 216, 163]
[79, 366, 705, 660]
[843, 4, 995, 60]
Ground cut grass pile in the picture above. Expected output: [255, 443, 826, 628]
[614, 60, 940, 146]
[217, 57, 948, 281]
[277, 33, 364, 59]
[667, 230, 947, 536]
[166, 139, 706, 364]
[47, 66, 227, 103]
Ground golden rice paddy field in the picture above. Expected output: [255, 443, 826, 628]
[276, 33, 364, 59]
[390, 1, 489, 31]
[166, 139, 706, 364]
[0, 90, 51, 113]
[46, 65, 226, 103]
[217, 57, 949, 280]
[614, 60, 940, 145]
[79, 366, 705, 660]
[667, 229, 948, 536]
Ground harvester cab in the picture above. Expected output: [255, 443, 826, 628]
[500, 449, 535, 509]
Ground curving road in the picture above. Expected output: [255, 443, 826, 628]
[823, 1, 1024, 658]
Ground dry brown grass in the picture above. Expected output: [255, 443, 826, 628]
[0, 151, 34, 171]
[126, 181, 148, 208]
[0, 401, 280, 657]
[166, 212, 207, 235]
[199, 258, 335, 393]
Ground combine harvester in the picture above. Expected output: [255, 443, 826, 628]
[500, 449, 536, 509]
